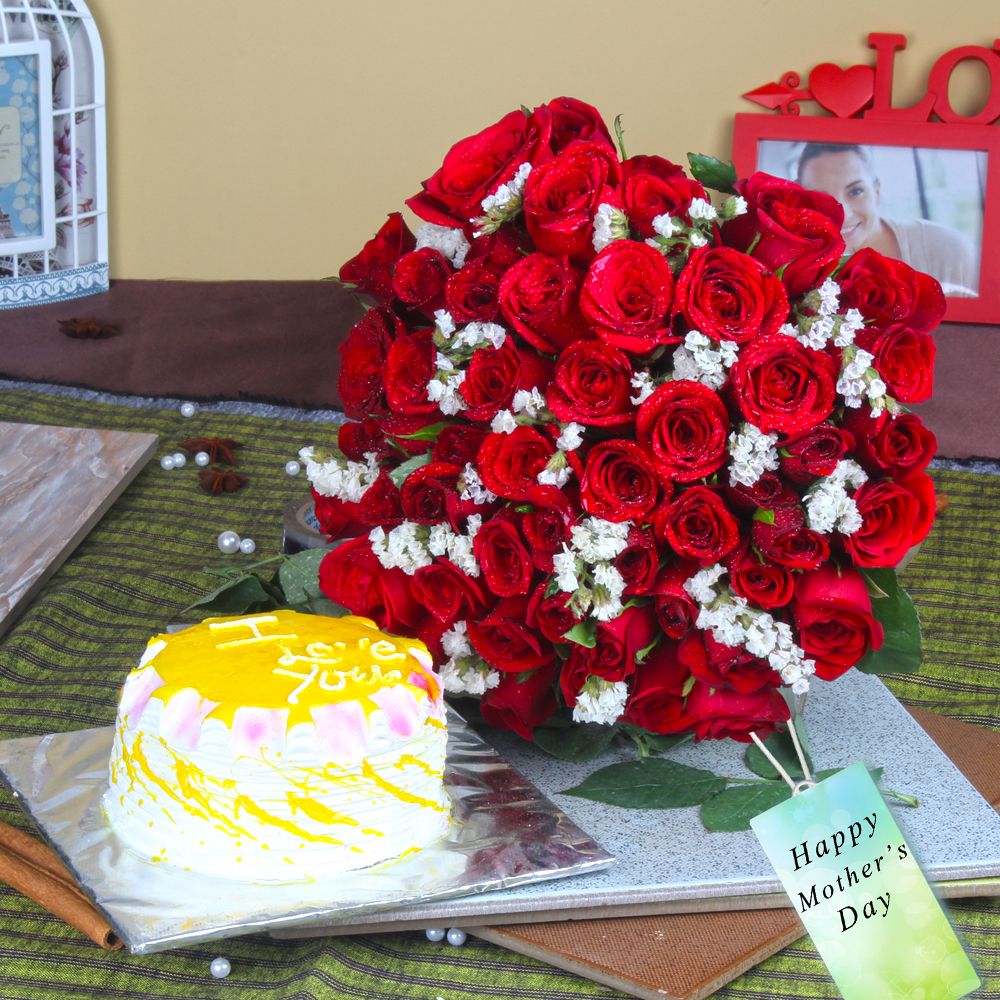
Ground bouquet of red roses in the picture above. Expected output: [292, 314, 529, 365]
[304, 97, 941, 748]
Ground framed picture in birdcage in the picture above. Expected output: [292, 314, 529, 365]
[0, 39, 55, 254]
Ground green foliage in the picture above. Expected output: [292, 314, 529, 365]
[686, 153, 737, 194]
[745, 718, 813, 780]
[533, 723, 617, 762]
[560, 759, 727, 808]
[388, 452, 432, 487]
[857, 569, 922, 674]
[562, 620, 597, 648]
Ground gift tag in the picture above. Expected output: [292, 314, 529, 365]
[750, 761, 980, 1000]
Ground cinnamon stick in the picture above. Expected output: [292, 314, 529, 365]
[0, 820, 121, 951]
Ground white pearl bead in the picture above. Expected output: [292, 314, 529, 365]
[446, 928, 467, 947]
[180, 402, 198, 418]
[239, 538, 256, 555]
[217, 531, 241, 554]
[195, 452, 210, 467]
[209, 956, 231, 978]
[171, 452, 187, 468]
[285, 460, 302, 477]
[159, 455, 175, 471]
[424, 928, 446, 942]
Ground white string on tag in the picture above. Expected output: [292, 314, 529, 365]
[749, 717, 815, 796]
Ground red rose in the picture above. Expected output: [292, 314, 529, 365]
[479, 660, 560, 740]
[391, 248, 450, 314]
[867, 327, 936, 404]
[722, 172, 845, 297]
[356, 471, 404, 529]
[380, 413, 439, 455]
[521, 490, 573, 572]
[318, 537, 425, 634]
[650, 564, 699, 638]
[780, 423, 853, 485]
[544, 96, 615, 153]
[679, 631, 780, 695]
[411, 559, 487, 626]
[476, 426, 557, 501]
[727, 541, 794, 609]
[339, 212, 415, 303]
[729, 334, 837, 435]
[338, 417, 392, 464]
[337, 306, 401, 419]
[406, 108, 553, 228]
[838, 248, 946, 336]
[399, 462, 462, 524]
[463, 224, 529, 276]
[580, 439, 660, 523]
[384, 330, 438, 416]
[844, 408, 936, 478]
[497, 252, 591, 354]
[614, 526, 660, 595]
[636, 381, 730, 483]
[672, 247, 789, 345]
[753, 505, 830, 571]
[445, 260, 500, 323]
[792, 564, 884, 680]
[843, 472, 935, 568]
[684, 682, 790, 742]
[460, 340, 552, 423]
[473, 516, 535, 597]
[620, 155, 706, 239]
[312, 489, 366, 541]
[724, 471, 799, 513]
[547, 341, 636, 427]
[523, 140, 621, 262]
[657, 487, 740, 563]
[467, 596, 556, 673]
[432, 424, 490, 468]
[580, 241, 676, 354]
[527, 582, 581, 644]
[621, 641, 691, 735]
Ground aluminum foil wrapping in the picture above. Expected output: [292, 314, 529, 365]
[0, 711, 613, 954]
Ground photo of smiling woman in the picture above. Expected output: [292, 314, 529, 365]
[757, 139, 986, 298]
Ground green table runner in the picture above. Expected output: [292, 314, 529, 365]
[0, 387, 996, 999]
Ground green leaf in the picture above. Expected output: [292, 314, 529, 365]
[278, 548, 331, 605]
[618, 725, 693, 755]
[559, 759, 726, 809]
[856, 581, 922, 675]
[533, 723, 617, 762]
[745, 719, 814, 780]
[396, 422, 449, 443]
[635, 635, 661, 664]
[681, 674, 696, 697]
[752, 507, 775, 525]
[613, 113, 628, 161]
[861, 567, 896, 601]
[288, 595, 350, 617]
[183, 575, 276, 615]
[686, 153, 737, 194]
[700, 782, 792, 831]
[562, 620, 597, 649]
[388, 452, 432, 487]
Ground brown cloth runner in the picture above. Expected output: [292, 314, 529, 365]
[0, 281, 996, 459]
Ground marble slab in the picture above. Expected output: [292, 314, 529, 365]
[0, 422, 158, 638]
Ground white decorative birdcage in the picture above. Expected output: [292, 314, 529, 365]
[0, 0, 107, 307]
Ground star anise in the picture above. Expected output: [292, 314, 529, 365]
[178, 437, 243, 466]
[198, 467, 248, 495]
[59, 317, 120, 339]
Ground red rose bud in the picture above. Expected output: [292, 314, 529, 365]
[467, 596, 556, 673]
[866, 327, 936, 404]
[432, 424, 490, 468]
[752, 504, 830, 570]
[312, 489, 366, 541]
[621, 641, 691, 735]
[838, 247, 946, 336]
[620, 155, 706, 239]
[678, 631, 781, 695]
[722, 172, 845, 297]
[498, 252, 591, 353]
[522, 498, 573, 573]
[338, 417, 391, 463]
[458, 339, 522, 421]
[479, 660, 560, 740]
[339, 212, 416, 303]
[844, 408, 937, 478]
[523, 140, 622, 262]
[411, 558, 487, 626]
[726, 540, 794, 609]
[406, 108, 553, 228]
[580, 240, 677, 354]
[547, 340, 636, 427]
[356, 471, 404, 529]
[463, 223, 529, 276]
[792, 563, 884, 680]
[657, 487, 740, 564]
[528, 582, 582, 644]
[636, 380, 730, 483]
[684, 682, 790, 742]
[843, 471, 936, 568]
[337, 306, 402, 419]
[399, 462, 462, 524]
[391, 248, 451, 315]
[544, 96, 615, 153]
[780, 423, 853, 485]
[473, 516, 535, 597]
[650, 563, 700, 638]
[728, 333, 837, 435]
[614, 526, 660, 595]
[384, 329, 438, 416]
[318, 537, 426, 635]
[672, 247, 789, 345]
[724, 470, 799, 512]
[580, 439, 661, 523]
[476, 426, 557, 502]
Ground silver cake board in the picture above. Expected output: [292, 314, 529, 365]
[272, 673, 1000, 939]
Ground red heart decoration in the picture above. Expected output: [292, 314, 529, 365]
[808, 63, 876, 118]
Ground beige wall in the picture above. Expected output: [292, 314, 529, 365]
[86, 0, 997, 280]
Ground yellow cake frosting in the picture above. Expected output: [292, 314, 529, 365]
[103, 611, 451, 880]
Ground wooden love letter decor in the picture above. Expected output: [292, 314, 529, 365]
[732, 33, 1000, 324]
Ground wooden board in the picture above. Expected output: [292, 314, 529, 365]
[0, 422, 158, 638]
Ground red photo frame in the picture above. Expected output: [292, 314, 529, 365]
[732, 113, 1000, 325]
